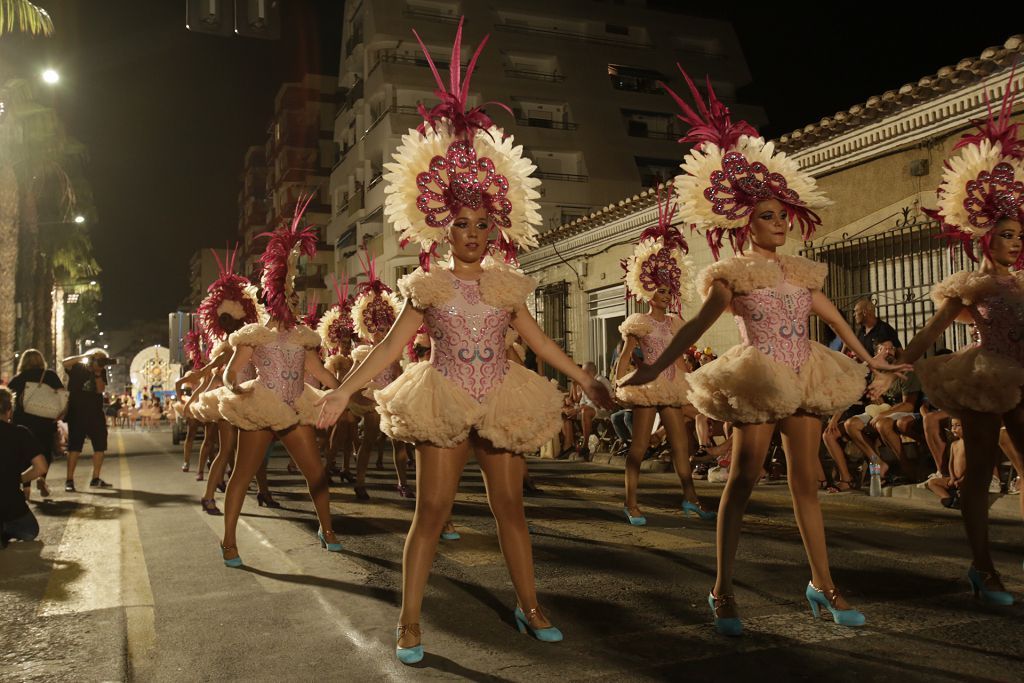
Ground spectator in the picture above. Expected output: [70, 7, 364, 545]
[1, 387, 47, 547]
[925, 419, 965, 509]
[7, 349, 65, 499]
[853, 298, 901, 354]
[62, 349, 113, 491]
[576, 362, 613, 461]
[610, 408, 633, 456]
[869, 341, 923, 480]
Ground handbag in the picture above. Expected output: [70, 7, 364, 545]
[22, 376, 69, 420]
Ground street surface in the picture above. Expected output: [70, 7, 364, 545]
[2, 427, 1023, 682]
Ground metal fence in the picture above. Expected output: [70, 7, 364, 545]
[535, 281, 570, 387]
[800, 209, 972, 352]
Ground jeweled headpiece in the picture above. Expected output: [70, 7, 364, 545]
[317, 274, 356, 354]
[383, 17, 542, 269]
[924, 67, 1024, 265]
[350, 249, 401, 340]
[258, 193, 318, 326]
[663, 66, 831, 259]
[621, 185, 694, 312]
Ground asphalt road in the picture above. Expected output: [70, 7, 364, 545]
[2, 427, 1023, 682]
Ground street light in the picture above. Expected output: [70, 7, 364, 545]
[89, 280, 97, 286]
[74, 214, 85, 224]
[42, 69, 59, 85]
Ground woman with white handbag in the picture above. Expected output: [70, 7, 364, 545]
[7, 349, 67, 499]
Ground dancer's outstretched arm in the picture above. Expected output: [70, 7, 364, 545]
[811, 291, 912, 372]
[868, 298, 963, 398]
[620, 281, 732, 387]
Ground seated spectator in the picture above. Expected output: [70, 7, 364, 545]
[610, 409, 633, 456]
[576, 362, 613, 461]
[1, 387, 47, 548]
[823, 399, 890, 490]
[559, 374, 583, 458]
[925, 419, 965, 509]
[869, 341, 923, 480]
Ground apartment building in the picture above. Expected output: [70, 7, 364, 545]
[328, 0, 764, 288]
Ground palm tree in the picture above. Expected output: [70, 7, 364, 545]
[0, 0, 54, 36]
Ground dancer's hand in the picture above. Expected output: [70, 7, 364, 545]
[228, 382, 254, 395]
[617, 363, 658, 388]
[583, 377, 614, 410]
[315, 388, 352, 429]
[866, 372, 896, 401]
[824, 419, 841, 440]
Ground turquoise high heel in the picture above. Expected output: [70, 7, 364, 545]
[220, 544, 243, 568]
[514, 606, 563, 642]
[395, 624, 424, 665]
[682, 500, 717, 521]
[708, 591, 742, 636]
[967, 567, 1014, 606]
[624, 506, 646, 526]
[318, 529, 343, 553]
[440, 529, 461, 541]
[805, 582, 865, 626]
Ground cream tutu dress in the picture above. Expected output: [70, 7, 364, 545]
[374, 264, 563, 452]
[687, 253, 867, 424]
[615, 313, 689, 407]
[217, 323, 326, 431]
[347, 344, 399, 418]
[916, 270, 1024, 416]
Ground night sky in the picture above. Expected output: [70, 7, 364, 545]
[1, 3, 1013, 331]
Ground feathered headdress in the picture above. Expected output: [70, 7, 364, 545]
[621, 185, 694, 313]
[317, 274, 356, 354]
[350, 249, 401, 341]
[662, 66, 831, 259]
[301, 292, 322, 331]
[258, 193, 318, 326]
[183, 329, 208, 370]
[923, 66, 1024, 266]
[383, 17, 542, 270]
[197, 246, 261, 341]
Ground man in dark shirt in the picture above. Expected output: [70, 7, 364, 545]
[853, 298, 901, 354]
[62, 350, 112, 492]
[1, 387, 47, 547]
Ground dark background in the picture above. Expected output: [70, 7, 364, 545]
[0, 2, 1012, 329]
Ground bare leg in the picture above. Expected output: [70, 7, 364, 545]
[624, 407, 657, 516]
[221, 429, 274, 560]
[66, 451, 81, 480]
[821, 429, 855, 485]
[659, 406, 701, 503]
[183, 419, 198, 469]
[844, 418, 886, 476]
[278, 425, 336, 537]
[713, 422, 775, 614]
[780, 414, 851, 605]
[355, 411, 381, 490]
[695, 413, 712, 448]
[958, 410, 1002, 574]
[197, 423, 217, 479]
[394, 441, 409, 488]
[923, 410, 950, 474]
[398, 440, 471, 646]
[475, 437, 552, 628]
[91, 451, 105, 480]
[876, 417, 915, 476]
[255, 457, 272, 498]
[999, 404, 1024, 523]
[203, 422, 237, 501]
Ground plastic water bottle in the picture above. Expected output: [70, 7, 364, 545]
[868, 458, 883, 497]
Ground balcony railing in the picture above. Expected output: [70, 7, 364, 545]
[494, 22, 651, 48]
[370, 51, 459, 78]
[367, 173, 383, 189]
[515, 117, 578, 131]
[534, 171, 587, 182]
[402, 8, 459, 23]
[345, 29, 363, 57]
[626, 128, 677, 140]
[504, 68, 564, 83]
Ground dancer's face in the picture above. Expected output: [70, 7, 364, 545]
[748, 199, 789, 250]
[448, 206, 492, 264]
[988, 218, 1022, 267]
[651, 285, 672, 311]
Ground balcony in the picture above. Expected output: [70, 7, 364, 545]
[515, 117, 578, 131]
[626, 127, 677, 141]
[345, 28, 363, 57]
[402, 7, 459, 23]
[338, 78, 363, 116]
[504, 68, 564, 83]
[369, 50, 459, 78]
[534, 171, 587, 182]
[494, 22, 651, 48]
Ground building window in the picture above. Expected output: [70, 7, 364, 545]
[634, 156, 679, 188]
[535, 281, 570, 387]
[622, 108, 677, 140]
[608, 64, 665, 94]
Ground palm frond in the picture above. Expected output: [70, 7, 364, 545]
[0, 0, 55, 36]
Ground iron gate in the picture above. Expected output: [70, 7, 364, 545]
[800, 209, 971, 352]
[535, 281, 570, 387]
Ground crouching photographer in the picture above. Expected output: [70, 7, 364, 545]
[62, 349, 117, 492]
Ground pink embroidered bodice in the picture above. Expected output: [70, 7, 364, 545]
[732, 280, 811, 372]
[252, 331, 306, 407]
[372, 362, 398, 388]
[424, 273, 510, 402]
[969, 276, 1024, 365]
[238, 361, 256, 383]
[638, 315, 679, 382]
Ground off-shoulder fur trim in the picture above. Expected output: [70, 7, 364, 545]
[228, 323, 321, 349]
[479, 265, 536, 311]
[399, 268, 454, 310]
[930, 270, 1003, 306]
[619, 313, 653, 338]
[698, 253, 825, 298]
[210, 340, 232, 359]
[351, 344, 372, 364]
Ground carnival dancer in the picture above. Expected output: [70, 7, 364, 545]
[616, 187, 713, 525]
[871, 71, 1024, 605]
[346, 251, 403, 500]
[216, 197, 342, 567]
[181, 331, 218, 480]
[621, 68, 908, 634]
[315, 19, 612, 664]
[318, 276, 358, 483]
[188, 248, 273, 514]
[174, 330, 206, 473]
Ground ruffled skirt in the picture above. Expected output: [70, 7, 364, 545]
[916, 347, 1024, 416]
[217, 381, 327, 432]
[687, 342, 867, 424]
[616, 373, 689, 407]
[191, 391, 223, 424]
[374, 362, 564, 453]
